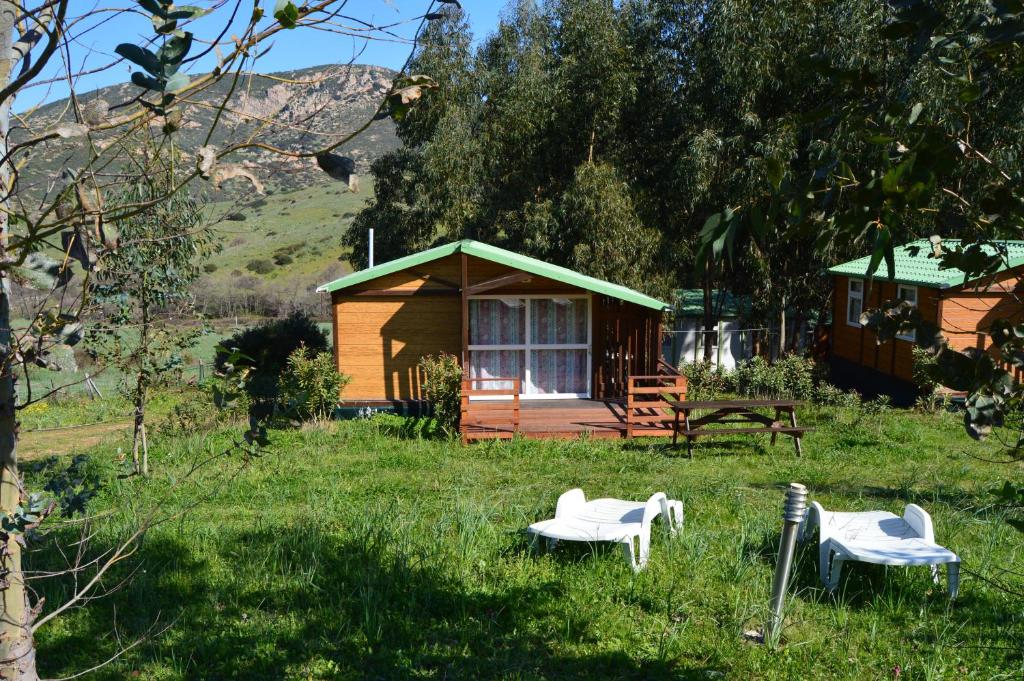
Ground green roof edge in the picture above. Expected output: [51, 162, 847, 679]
[826, 239, 1024, 288]
[316, 239, 670, 311]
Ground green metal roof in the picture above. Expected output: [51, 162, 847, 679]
[317, 239, 669, 310]
[827, 239, 1024, 289]
[674, 289, 752, 318]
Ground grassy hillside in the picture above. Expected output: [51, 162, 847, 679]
[196, 180, 375, 314]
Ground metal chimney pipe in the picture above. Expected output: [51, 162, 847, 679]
[766, 482, 808, 643]
[368, 228, 375, 268]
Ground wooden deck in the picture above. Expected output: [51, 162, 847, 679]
[461, 398, 675, 441]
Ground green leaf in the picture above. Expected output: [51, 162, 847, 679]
[765, 158, 784, 190]
[165, 71, 189, 92]
[115, 43, 161, 76]
[908, 102, 924, 124]
[137, 0, 166, 17]
[274, 0, 299, 28]
[958, 82, 981, 102]
[158, 32, 193, 76]
[131, 71, 163, 91]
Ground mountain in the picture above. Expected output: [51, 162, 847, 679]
[24, 64, 402, 318]
[24, 63, 400, 195]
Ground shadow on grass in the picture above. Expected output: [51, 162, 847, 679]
[621, 437, 789, 459]
[33, 521, 721, 680]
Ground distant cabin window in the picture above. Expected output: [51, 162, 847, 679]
[846, 279, 864, 327]
[897, 284, 918, 341]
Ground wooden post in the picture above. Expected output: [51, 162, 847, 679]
[460, 253, 469, 368]
[716, 320, 724, 368]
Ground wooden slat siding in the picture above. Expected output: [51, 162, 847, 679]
[333, 294, 460, 399]
[464, 258, 580, 293]
[346, 253, 463, 293]
[830, 275, 940, 381]
[940, 267, 1024, 352]
[594, 295, 662, 400]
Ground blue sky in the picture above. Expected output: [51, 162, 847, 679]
[24, 1, 503, 107]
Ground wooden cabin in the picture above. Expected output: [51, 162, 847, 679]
[317, 240, 681, 440]
[827, 239, 1024, 401]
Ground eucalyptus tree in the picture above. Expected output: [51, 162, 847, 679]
[89, 141, 214, 477]
[0, 1, 443, 677]
[346, 6, 480, 268]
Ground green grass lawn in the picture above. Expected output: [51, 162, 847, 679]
[29, 400, 1024, 680]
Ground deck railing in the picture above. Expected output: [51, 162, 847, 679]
[625, 370, 687, 438]
[460, 376, 521, 444]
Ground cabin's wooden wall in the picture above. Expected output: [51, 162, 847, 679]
[830, 275, 939, 382]
[592, 296, 662, 399]
[332, 254, 462, 400]
[940, 268, 1024, 353]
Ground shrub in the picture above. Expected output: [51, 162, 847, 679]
[682, 354, 858, 406]
[246, 259, 275, 274]
[273, 253, 294, 266]
[214, 311, 329, 398]
[679, 360, 727, 400]
[279, 345, 349, 421]
[419, 353, 462, 437]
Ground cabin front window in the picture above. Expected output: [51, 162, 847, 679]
[897, 284, 918, 341]
[468, 295, 591, 398]
[846, 279, 864, 327]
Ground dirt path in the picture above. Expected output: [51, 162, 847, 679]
[20, 420, 130, 460]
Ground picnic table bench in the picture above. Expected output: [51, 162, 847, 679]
[665, 398, 811, 457]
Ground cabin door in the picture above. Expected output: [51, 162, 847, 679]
[468, 295, 591, 398]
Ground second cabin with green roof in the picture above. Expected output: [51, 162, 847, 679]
[317, 239, 670, 405]
[826, 238, 1024, 399]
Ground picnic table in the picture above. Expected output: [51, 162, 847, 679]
[665, 399, 810, 457]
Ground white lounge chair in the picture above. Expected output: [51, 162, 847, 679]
[800, 501, 960, 598]
[527, 489, 683, 571]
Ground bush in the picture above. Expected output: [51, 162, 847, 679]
[273, 253, 294, 266]
[214, 311, 329, 398]
[246, 259, 275, 274]
[279, 345, 349, 421]
[682, 354, 859, 406]
[419, 353, 462, 437]
[679, 361, 727, 400]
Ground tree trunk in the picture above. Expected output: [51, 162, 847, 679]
[133, 298, 150, 476]
[702, 262, 714, 362]
[777, 294, 787, 360]
[0, 3, 40, 677]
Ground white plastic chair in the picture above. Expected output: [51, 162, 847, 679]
[799, 501, 960, 598]
[527, 489, 684, 571]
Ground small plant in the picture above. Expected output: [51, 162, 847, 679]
[158, 398, 215, 436]
[419, 353, 462, 437]
[246, 258, 275, 274]
[861, 394, 892, 416]
[279, 345, 349, 421]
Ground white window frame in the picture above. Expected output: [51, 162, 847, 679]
[467, 293, 592, 399]
[896, 284, 917, 342]
[846, 278, 864, 328]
